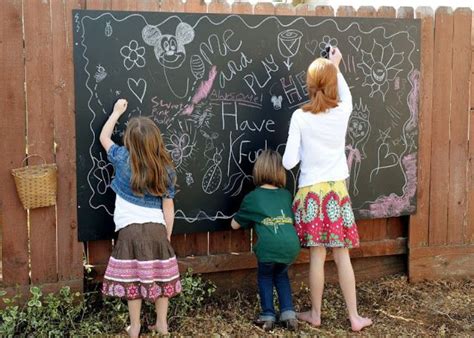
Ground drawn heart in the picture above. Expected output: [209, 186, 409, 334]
[378, 143, 398, 167]
[127, 77, 147, 103]
[305, 40, 318, 55]
[370, 143, 399, 182]
[348, 36, 362, 51]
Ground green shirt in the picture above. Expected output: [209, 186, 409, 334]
[234, 187, 301, 264]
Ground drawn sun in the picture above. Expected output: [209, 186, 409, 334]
[358, 40, 404, 101]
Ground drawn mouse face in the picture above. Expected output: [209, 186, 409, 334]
[142, 22, 195, 69]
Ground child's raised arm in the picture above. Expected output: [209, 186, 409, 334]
[99, 99, 128, 152]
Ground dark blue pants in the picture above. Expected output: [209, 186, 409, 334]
[257, 262, 296, 321]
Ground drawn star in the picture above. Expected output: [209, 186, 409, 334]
[376, 127, 392, 143]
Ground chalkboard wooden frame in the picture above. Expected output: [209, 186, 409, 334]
[73, 10, 420, 241]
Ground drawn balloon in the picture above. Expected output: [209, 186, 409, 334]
[105, 21, 113, 37]
[202, 148, 223, 194]
[190, 55, 205, 80]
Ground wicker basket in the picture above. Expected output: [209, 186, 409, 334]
[11, 155, 57, 210]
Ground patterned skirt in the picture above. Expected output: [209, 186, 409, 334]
[292, 180, 360, 248]
[102, 222, 181, 301]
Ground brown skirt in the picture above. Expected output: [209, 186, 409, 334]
[102, 222, 181, 301]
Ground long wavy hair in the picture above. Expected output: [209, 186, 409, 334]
[123, 117, 175, 196]
[301, 58, 339, 114]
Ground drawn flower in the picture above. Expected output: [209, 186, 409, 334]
[165, 133, 194, 168]
[120, 40, 146, 71]
[319, 35, 338, 57]
[358, 40, 404, 101]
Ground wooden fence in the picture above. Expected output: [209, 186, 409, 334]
[0, 0, 472, 295]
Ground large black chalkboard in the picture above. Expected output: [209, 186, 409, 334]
[73, 10, 420, 241]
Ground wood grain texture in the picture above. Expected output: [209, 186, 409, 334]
[428, 7, 453, 246]
[52, 0, 85, 282]
[447, 8, 471, 245]
[409, 7, 434, 249]
[0, 0, 29, 286]
[24, 0, 58, 284]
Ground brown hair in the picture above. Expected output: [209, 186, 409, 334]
[123, 117, 175, 196]
[252, 149, 286, 188]
[301, 58, 339, 114]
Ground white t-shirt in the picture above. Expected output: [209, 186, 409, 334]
[113, 195, 165, 231]
[282, 72, 352, 187]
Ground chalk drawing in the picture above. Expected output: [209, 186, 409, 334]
[277, 29, 302, 70]
[202, 148, 223, 194]
[319, 35, 338, 57]
[271, 95, 283, 110]
[185, 172, 194, 186]
[348, 35, 361, 51]
[120, 40, 146, 71]
[105, 21, 113, 37]
[304, 39, 318, 55]
[94, 65, 107, 83]
[358, 40, 404, 101]
[92, 153, 113, 195]
[127, 77, 147, 103]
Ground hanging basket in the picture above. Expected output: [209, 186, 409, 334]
[11, 155, 57, 210]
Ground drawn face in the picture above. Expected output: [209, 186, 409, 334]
[371, 62, 387, 84]
[142, 22, 195, 70]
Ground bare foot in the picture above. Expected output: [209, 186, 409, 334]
[148, 323, 168, 335]
[297, 310, 321, 327]
[350, 315, 373, 331]
[126, 324, 141, 338]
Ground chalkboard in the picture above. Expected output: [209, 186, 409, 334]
[73, 10, 420, 241]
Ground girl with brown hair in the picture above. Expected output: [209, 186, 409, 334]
[99, 99, 180, 337]
[283, 48, 372, 331]
[231, 149, 301, 331]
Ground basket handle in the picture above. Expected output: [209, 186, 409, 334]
[21, 154, 46, 167]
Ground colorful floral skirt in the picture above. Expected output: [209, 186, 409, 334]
[102, 222, 181, 301]
[293, 180, 360, 248]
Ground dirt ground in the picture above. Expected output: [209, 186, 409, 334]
[168, 274, 473, 336]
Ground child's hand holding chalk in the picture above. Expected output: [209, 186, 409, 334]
[112, 98, 128, 116]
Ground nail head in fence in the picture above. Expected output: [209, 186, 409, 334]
[11, 154, 58, 210]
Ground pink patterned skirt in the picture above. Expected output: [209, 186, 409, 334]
[102, 222, 181, 301]
[292, 181, 360, 248]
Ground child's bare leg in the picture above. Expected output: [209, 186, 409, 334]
[298, 246, 326, 326]
[148, 297, 169, 334]
[127, 299, 142, 338]
[332, 248, 372, 331]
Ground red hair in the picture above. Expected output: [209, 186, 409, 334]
[301, 58, 339, 114]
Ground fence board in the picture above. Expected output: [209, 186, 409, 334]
[86, 0, 111, 10]
[409, 7, 434, 249]
[336, 6, 355, 17]
[0, 0, 29, 286]
[52, 0, 85, 283]
[429, 7, 453, 246]
[136, 0, 159, 12]
[177, 0, 209, 258]
[315, 5, 334, 16]
[160, 0, 184, 12]
[24, 0, 58, 284]
[447, 8, 471, 245]
[469, 20, 474, 244]
[205, 0, 233, 255]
